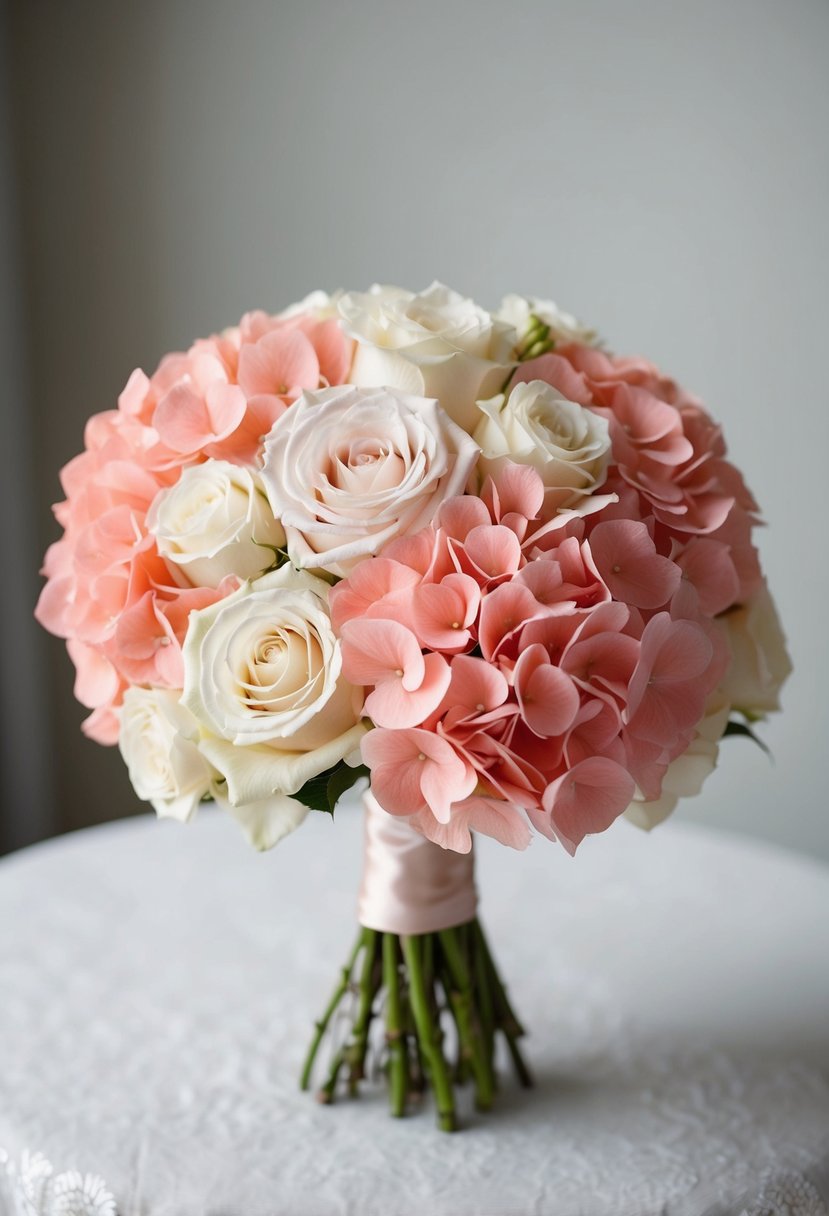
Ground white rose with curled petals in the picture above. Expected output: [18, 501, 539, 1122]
[119, 687, 215, 822]
[181, 566, 366, 816]
[339, 281, 516, 431]
[148, 460, 284, 588]
[260, 384, 480, 577]
[475, 380, 611, 510]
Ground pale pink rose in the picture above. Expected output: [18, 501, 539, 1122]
[260, 385, 480, 577]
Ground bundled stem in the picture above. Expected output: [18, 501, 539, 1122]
[300, 918, 532, 1131]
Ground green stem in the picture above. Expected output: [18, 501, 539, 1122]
[404, 987, 426, 1099]
[383, 933, 407, 1118]
[317, 1043, 348, 1103]
[475, 921, 533, 1088]
[300, 931, 363, 1092]
[402, 934, 457, 1132]
[472, 922, 496, 1074]
[439, 927, 495, 1111]
[347, 929, 380, 1094]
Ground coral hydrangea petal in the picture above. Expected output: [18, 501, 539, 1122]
[445, 654, 509, 716]
[66, 639, 120, 709]
[340, 619, 424, 690]
[543, 757, 635, 853]
[365, 653, 452, 729]
[414, 796, 532, 852]
[478, 582, 546, 660]
[305, 317, 353, 385]
[437, 495, 492, 541]
[463, 525, 522, 582]
[514, 646, 580, 737]
[330, 558, 421, 631]
[237, 328, 319, 398]
[588, 520, 680, 609]
[483, 460, 546, 522]
[676, 538, 740, 615]
[410, 575, 480, 650]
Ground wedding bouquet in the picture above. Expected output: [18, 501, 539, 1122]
[36, 282, 789, 1129]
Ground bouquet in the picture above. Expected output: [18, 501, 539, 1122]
[36, 282, 790, 1130]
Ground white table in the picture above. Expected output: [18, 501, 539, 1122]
[1, 805, 827, 1216]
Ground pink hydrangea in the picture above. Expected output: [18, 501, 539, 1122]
[334, 460, 732, 855]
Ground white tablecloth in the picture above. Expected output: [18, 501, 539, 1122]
[0, 805, 827, 1216]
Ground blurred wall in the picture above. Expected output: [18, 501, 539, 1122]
[5, 0, 829, 858]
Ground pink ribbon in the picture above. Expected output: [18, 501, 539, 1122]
[358, 792, 478, 935]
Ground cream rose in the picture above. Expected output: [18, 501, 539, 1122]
[260, 385, 479, 577]
[148, 460, 285, 588]
[119, 687, 215, 822]
[497, 293, 600, 350]
[716, 584, 792, 717]
[475, 380, 611, 509]
[339, 281, 516, 431]
[211, 786, 311, 851]
[181, 566, 366, 810]
[279, 289, 343, 321]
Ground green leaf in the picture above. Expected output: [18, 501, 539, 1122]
[723, 719, 771, 756]
[295, 762, 371, 816]
[327, 762, 370, 812]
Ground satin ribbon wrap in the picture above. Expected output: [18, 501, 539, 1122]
[358, 792, 478, 935]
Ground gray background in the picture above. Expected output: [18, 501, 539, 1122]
[2, 0, 827, 858]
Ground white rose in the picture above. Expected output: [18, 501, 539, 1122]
[147, 461, 285, 589]
[716, 584, 792, 717]
[181, 566, 366, 809]
[119, 687, 215, 822]
[339, 281, 516, 431]
[279, 289, 343, 321]
[212, 786, 311, 852]
[475, 380, 611, 509]
[497, 293, 600, 350]
[625, 698, 730, 831]
[260, 385, 479, 577]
